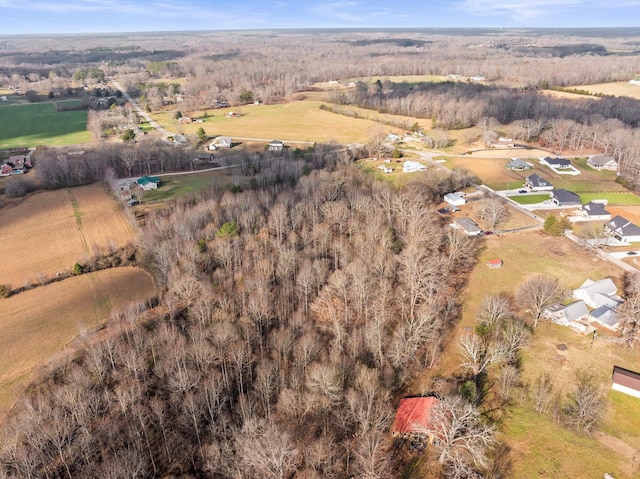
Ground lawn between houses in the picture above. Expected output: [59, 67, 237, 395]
[0, 101, 91, 148]
[410, 230, 640, 479]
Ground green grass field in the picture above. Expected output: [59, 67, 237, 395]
[143, 169, 235, 202]
[579, 192, 640, 205]
[0, 101, 90, 148]
[510, 194, 550, 204]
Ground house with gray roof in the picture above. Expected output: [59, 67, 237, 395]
[587, 155, 617, 171]
[605, 215, 640, 243]
[524, 174, 553, 191]
[573, 278, 619, 309]
[551, 189, 581, 207]
[589, 305, 619, 330]
[450, 218, 482, 236]
[444, 193, 466, 206]
[544, 300, 589, 326]
[580, 201, 611, 220]
[506, 158, 533, 171]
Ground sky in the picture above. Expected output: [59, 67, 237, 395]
[0, 0, 639, 35]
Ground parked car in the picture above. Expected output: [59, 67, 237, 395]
[627, 251, 637, 255]
[518, 189, 528, 193]
[127, 199, 139, 207]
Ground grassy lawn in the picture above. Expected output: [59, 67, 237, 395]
[504, 405, 631, 479]
[509, 194, 550, 204]
[579, 192, 640, 205]
[0, 101, 90, 148]
[151, 100, 401, 144]
[143, 169, 233, 202]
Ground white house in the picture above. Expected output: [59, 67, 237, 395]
[524, 174, 554, 191]
[573, 278, 619, 309]
[580, 201, 611, 221]
[209, 136, 232, 150]
[444, 193, 466, 206]
[544, 301, 590, 326]
[450, 218, 482, 236]
[605, 216, 640, 243]
[587, 156, 617, 171]
[402, 161, 426, 173]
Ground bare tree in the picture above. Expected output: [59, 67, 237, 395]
[476, 198, 510, 230]
[477, 294, 513, 326]
[616, 294, 640, 348]
[515, 275, 563, 327]
[457, 332, 508, 380]
[424, 396, 497, 477]
[237, 420, 300, 479]
[531, 372, 554, 414]
[564, 371, 607, 433]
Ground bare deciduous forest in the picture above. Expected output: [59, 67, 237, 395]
[2, 28, 640, 478]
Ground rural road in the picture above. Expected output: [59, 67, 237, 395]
[111, 80, 173, 139]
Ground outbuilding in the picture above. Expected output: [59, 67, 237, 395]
[612, 366, 640, 399]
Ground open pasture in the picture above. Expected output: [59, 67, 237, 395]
[152, 100, 403, 144]
[143, 168, 234, 202]
[0, 267, 155, 414]
[0, 101, 90, 148]
[0, 184, 135, 288]
[573, 81, 640, 100]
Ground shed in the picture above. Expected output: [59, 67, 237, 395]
[392, 396, 440, 442]
[612, 366, 640, 399]
[486, 259, 503, 269]
[444, 193, 466, 206]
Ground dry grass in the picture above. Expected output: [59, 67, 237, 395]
[0, 267, 155, 415]
[573, 81, 640, 100]
[0, 184, 135, 288]
[152, 100, 405, 144]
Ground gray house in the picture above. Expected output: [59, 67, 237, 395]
[581, 201, 611, 220]
[551, 189, 581, 206]
[450, 218, 482, 236]
[544, 300, 590, 326]
[605, 215, 640, 243]
[587, 156, 617, 171]
[524, 174, 553, 191]
[506, 158, 533, 171]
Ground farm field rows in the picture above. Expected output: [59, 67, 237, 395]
[0, 267, 155, 414]
[0, 101, 90, 148]
[0, 184, 135, 288]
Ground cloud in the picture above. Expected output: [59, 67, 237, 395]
[456, 0, 584, 20]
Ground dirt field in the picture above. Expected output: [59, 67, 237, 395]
[608, 206, 640, 225]
[0, 184, 135, 288]
[0, 267, 155, 414]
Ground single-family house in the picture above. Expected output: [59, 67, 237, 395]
[209, 137, 232, 150]
[178, 116, 192, 124]
[444, 193, 466, 206]
[551, 189, 581, 207]
[573, 278, 618, 309]
[544, 300, 590, 326]
[470, 75, 485, 82]
[605, 215, 640, 243]
[588, 305, 619, 330]
[268, 140, 284, 152]
[386, 133, 401, 142]
[612, 366, 640, 399]
[581, 201, 611, 220]
[391, 396, 440, 443]
[524, 174, 553, 191]
[377, 165, 393, 174]
[402, 161, 427, 173]
[542, 157, 571, 169]
[506, 158, 533, 171]
[491, 137, 515, 148]
[587, 156, 617, 171]
[486, 259, 503, 269]
[8, 155, 29, 169]
[0, 164, 13, 176]
[173, 134, 187, 146]
[196, 152, 215, 162]
[136, 176, 160, 191]
[451, 218, 482, 236]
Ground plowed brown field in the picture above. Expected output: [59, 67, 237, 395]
[0, 184, 135, 288]
[0, 267, 155, 414]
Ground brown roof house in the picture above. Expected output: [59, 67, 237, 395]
[392, 396, 440, 444]
[612, 366, 640, 399]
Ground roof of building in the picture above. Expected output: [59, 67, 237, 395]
[392, 396, 439, 434]
[444, 193, 465, 202]
[137, 176, 160, 185]
[560, 300, 590, 322]
[486, 259, 503, 267]
[543, 157, 571, 167]
[454, 218, 482, 233]
[525, 174, 553, 188]
[552, 189, 581, 205]
[612, 366, 640, 390]
[606, 216, 640, 237]
[582, 201, 610, 217]
[590, 305, 618, 327]
[507, 158, 532, 168]
[589, 156, 617, 166]
[575, 278, 617, 303]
